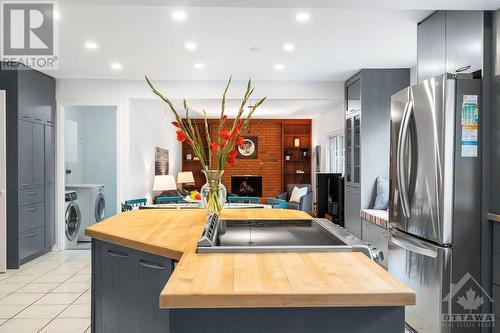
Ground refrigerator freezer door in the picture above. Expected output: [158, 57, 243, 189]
[388, 229, 452, 333]
[390, 74, 455, 244]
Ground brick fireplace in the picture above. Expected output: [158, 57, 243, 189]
[231, 176, 263, 197]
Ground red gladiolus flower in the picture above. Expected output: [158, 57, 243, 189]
[228, 155, 236, 166]
[210, 143, 217, 153]
[236, 119, 244, 128]
[220, 129, 230, 140]
[236, 136, 245, 146]
[231, 128, 240, 137]
[176, 130, 186, 142]
[229, 149, 237, 157]
[171, 121, 180, 128]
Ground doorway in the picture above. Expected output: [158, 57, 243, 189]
[62, 105, 118, 250]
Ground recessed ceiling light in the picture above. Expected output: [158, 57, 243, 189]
[296, 12, 310, 23]
[274, 64, 285, 70]
[194, 63, 204, 69]
[283, 43, 295, 52]
[172, 10, 187, 21]
[53, 10, 61, 20]
[84, 41, 98, 50]
[185, 42, 197, 51]
[110, 62, 122, 71]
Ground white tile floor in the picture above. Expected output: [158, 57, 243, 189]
[0, 250, 91, 333]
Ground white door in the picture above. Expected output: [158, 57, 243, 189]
[0, 91, 6, 272]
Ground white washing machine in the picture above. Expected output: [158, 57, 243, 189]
[66, 184, 105, 242]
[64, 191, 82, 249]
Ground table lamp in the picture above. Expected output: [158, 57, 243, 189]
[177, 171, 195, 190]
[153, 175, 177, 198]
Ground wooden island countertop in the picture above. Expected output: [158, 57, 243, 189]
[85, 209, 415, 309]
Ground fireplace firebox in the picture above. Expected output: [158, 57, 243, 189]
[231, 176, 262, 197]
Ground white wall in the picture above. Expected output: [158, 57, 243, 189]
[127, 99, 181, 203]
[64, 106, 117, 218]
[311, 101, 345, 200]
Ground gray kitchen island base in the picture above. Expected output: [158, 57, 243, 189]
[92, 239, 406, 333]
[170, 307, 404, 333]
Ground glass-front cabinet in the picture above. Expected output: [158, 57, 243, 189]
[345, 79, 360, 187]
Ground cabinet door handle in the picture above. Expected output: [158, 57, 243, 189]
[35, 118, 43, 121]
[138, 259, 165, 270]
[456, 65, 471, 73]
[34, 183, 42, 186]
[22, 115, 29, 119]
[21, 184, 30, 187]
[25, 232, 37, 237]
[25, 207, 37, 211]
[25, 191, 38, 195]
[107, 250, 129, 258]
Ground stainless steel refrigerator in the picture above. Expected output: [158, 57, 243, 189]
[388, 74, 481, 333]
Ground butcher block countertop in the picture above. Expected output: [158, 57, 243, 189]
[85, 209, 415, 308]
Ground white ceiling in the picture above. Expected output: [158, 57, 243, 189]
[52, 5, 434, 81]
[56, 0, 500, 10]
[166, 98, 342, 119]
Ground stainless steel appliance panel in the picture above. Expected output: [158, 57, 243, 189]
[389, 87, 410, 232]
[388, 229, 452, 333]
[390, 74, 455, 245]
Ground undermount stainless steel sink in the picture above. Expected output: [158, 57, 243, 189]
[196, 215, 383, 262]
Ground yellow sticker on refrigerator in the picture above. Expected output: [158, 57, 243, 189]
[461, 95, 479, 158]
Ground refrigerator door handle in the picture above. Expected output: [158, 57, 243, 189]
[397, 100, 412, 218]
[390, 231, 438, 258]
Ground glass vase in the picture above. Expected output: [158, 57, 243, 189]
[200, 170, 227, 215]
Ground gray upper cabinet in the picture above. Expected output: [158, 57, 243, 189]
[417, 11, 446, 82]
[445, 11, 483, 74]
[18, 121, 33, 189]
[45, 126, 55, 248]
[344, 69, 410, 238]
[418, 11, 483, 81]
[33, 123, 45, 188]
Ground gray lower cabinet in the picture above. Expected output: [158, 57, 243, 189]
[93, 240, 173, 333]
[361, 220, 389, 269]
[493, 224, 500, 327]
[19, 227, 45, 260]
[345, 186, 361, 238]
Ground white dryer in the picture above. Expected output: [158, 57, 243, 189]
[64, 191, 82, 249]
[66, 184, 105, 242]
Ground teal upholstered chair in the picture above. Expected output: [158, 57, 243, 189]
[122, 198, 147, 212]
[227, 196, 260, 204]
[156, 196, 185, 204]
[266, 198, 288, 209]
[121, 203, 133, 212]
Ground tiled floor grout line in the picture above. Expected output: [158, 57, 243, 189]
[0, 253, 91, 331]
[35, 270, 91, 333]
[0, 265, 79, 324]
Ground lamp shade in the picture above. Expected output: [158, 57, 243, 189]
[153, 175, 177, 191]
[177, 171, 195, 184]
